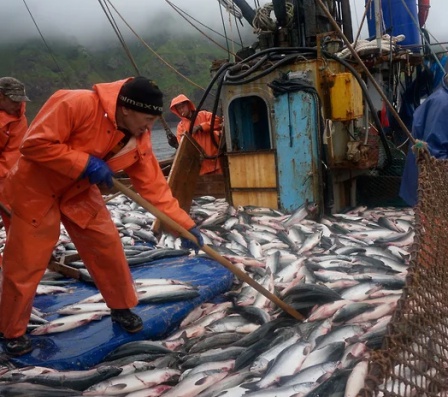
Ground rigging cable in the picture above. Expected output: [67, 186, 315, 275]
[217, 0, 244, 20]
[165, 0, 237, 57]
[234, 12, 244, 48]
[219, 1, 232, 59]
[22, 0, 71, 88]
[392, 0, 445, 77]
[166, 0, 242, 46]
[354, 0, 372, 47]
[105, 0, 206, 92]
[100, 0, 183, 142]
[97, 0, 140, 75]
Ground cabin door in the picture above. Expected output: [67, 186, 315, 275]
[225, 95, 278, 209]
[272, 90, 322, 212]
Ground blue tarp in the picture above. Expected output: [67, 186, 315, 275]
[9, 255, 233, 370]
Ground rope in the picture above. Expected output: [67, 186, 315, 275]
[253, 2, 294, 33]
[105, 0, 206, 92]
[412, 139, 431, 162]
[165, 0, 241, 46]
[22, 0, 71, 88]
[98, 0, 140, 75]
[217, 0, 243, 20]
[353, 0, 373, 47]
[413, 140, 428, 151]
[253, 3, 276, 32]
[165, 0, 237, 57]
[234, 11, 244, 48]
[336, 34, 405, 59]
[218, 0, 231, 57]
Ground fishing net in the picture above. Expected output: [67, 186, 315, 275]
[356, 142, 407, 208]
[359, 144, 448, 396]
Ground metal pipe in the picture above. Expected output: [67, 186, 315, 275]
[340, 0, 354, 42]
[231, 0, 256, 26]
[273, 0, 288, 27]
[374, 0, 383, 51]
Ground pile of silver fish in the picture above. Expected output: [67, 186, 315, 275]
[0, 195, 417, 396]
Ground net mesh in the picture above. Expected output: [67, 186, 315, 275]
[357, 143, 407, 208]
[359, 147, 448, 396]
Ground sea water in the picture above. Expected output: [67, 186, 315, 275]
[151, 127, 177, 160]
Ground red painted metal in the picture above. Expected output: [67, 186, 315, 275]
[418, 0, 430, 27]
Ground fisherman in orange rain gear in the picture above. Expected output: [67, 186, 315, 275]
[170, 94, 223, 175]
[0, 76, 204, 356]
[0, 77, 30, 264]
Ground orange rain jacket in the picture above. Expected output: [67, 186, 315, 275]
[170, 94, 223, 175]
[0, 79, 195, 338]
[0, 102, 28, 230]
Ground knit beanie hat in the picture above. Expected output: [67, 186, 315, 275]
[117, 76, 163, 115]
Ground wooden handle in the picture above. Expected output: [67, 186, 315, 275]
[112, 178, 305, 321]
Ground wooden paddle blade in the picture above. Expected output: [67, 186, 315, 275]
[153, 135, 202, 234]
[48, 260, 81, 280]
[167, 135, 202, 213]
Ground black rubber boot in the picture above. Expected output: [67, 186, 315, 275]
[5, 335, 32, 356]
[111, 309, 143, 333]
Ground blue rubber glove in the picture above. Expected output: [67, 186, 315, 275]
[82, 156, 113, 188]
[181, 226, 204, 254]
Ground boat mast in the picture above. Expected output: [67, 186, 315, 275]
[231, 0, 353, 49]
[340, 0, 353, 43]
[374, 0, 383, 51]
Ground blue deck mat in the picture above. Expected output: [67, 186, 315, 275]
[8, 255, 233, 370]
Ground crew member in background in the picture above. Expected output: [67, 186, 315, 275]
[170, 94, 223, 175]
[0, 77, 29, 265]
[400, 73, 448, 206]
[427, 44, 448, 90]
[0, 76, 204, 356]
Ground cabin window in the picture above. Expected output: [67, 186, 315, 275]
[228, 96, 271, 151]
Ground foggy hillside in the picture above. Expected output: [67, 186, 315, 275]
[0, 30, 250, 122]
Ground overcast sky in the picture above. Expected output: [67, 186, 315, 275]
[2, 0, 447, 47]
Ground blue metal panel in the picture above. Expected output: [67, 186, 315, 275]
[273, 91, 320, 212]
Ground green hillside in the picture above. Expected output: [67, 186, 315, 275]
[0, 32, 230, 122]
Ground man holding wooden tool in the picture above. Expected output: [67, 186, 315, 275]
[0, 76, 204, 356]
[170, 94, 223, 176]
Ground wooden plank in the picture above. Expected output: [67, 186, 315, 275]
[227, 150, 278, 208]
[62, 252, 81, 264]
[153, 135, 202, 233]
[159, 157, 174, 176]
[232, 191, 278, 208]
[166, 136, 202, 212]
[195, 173, 226, 198]
[228, 151, 277, 188]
